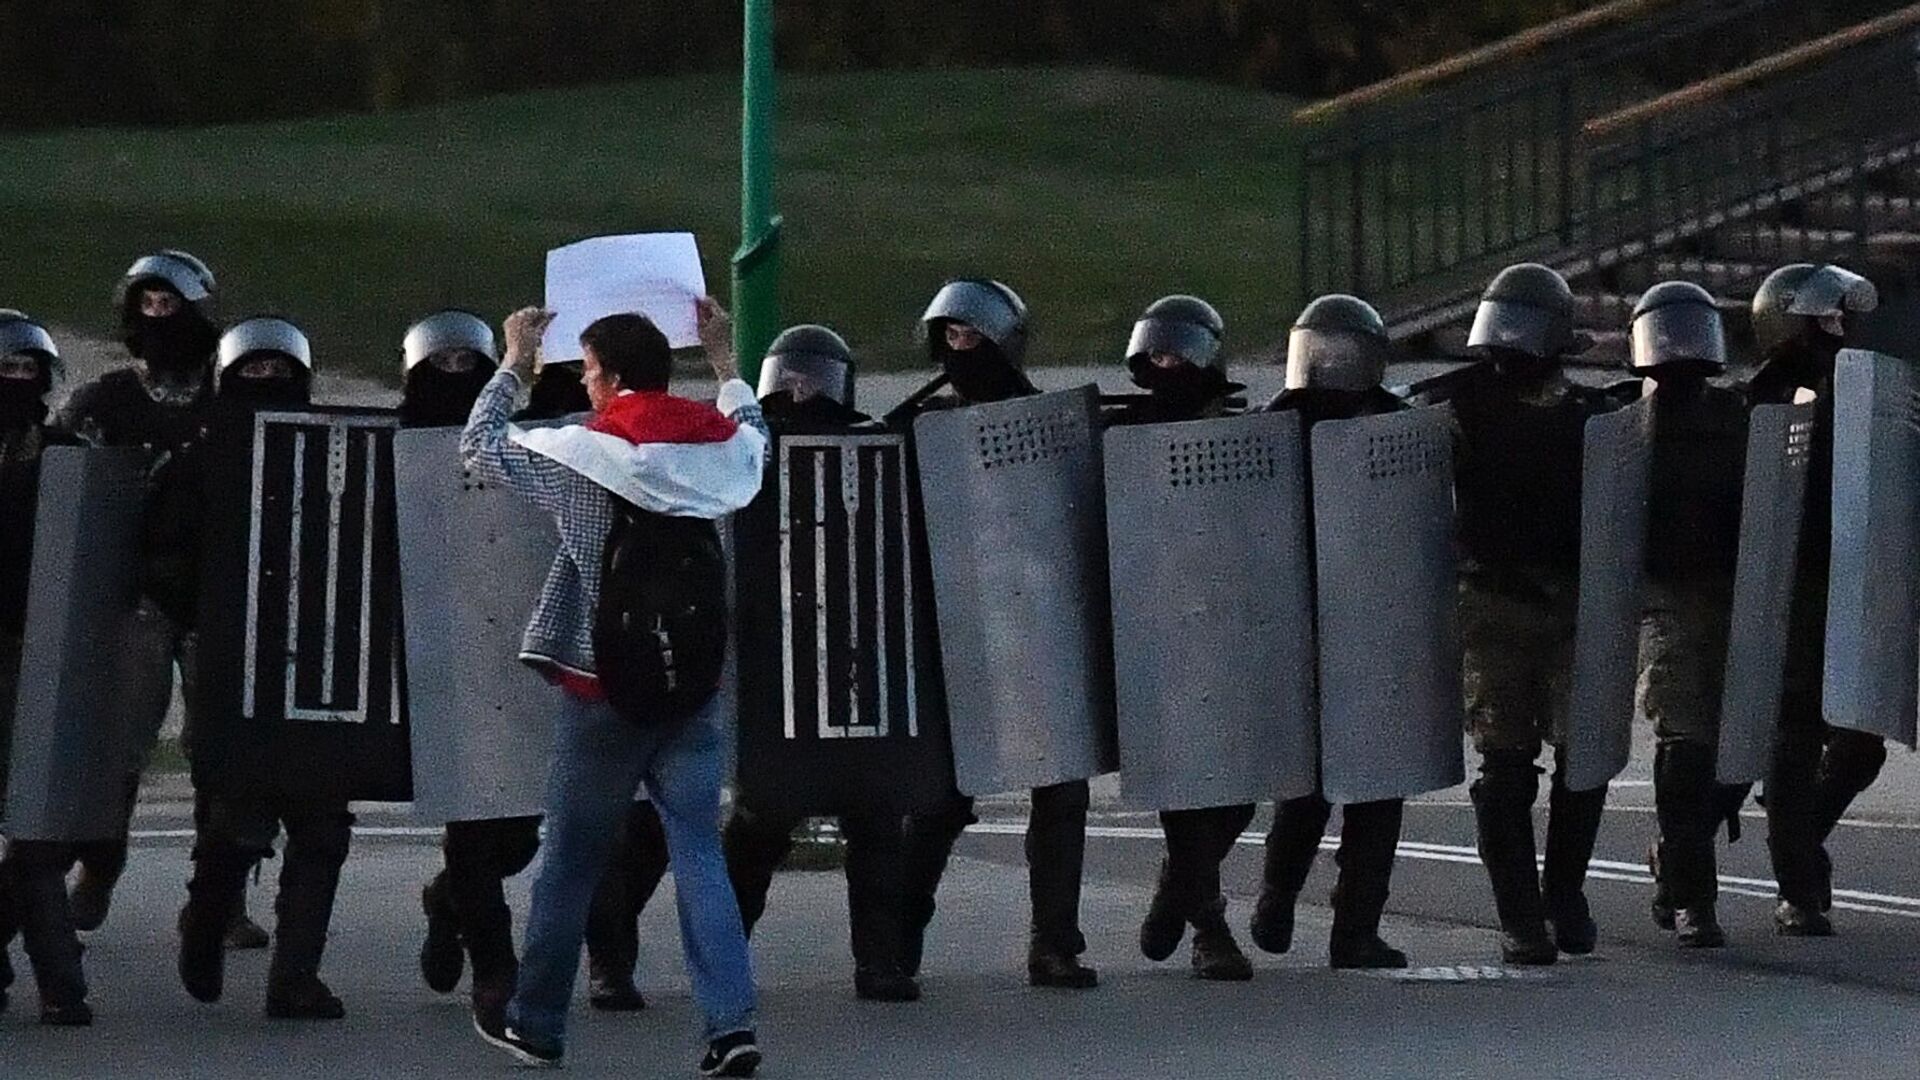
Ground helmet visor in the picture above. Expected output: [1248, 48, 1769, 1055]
[1631, 304, 1726, 370]
[1285, 327, 1388, 391]
[757, 351, 853, 408]
[1467, 300, 1561, 359]
[1126, 318, 1222, 370]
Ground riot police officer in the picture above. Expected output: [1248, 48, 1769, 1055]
[1748, 263, 1882, 937]
[396, 310, 543, 1028]
[0, 312, 91, 1025]
[56, 252, 252, 939]
[1251, 294, 1413, 970]
[520, 356, 593, 421]
[1106, 296, 1256, 980]
[722, 324, 922, 1002]
[1446, 265, 1625, 964]
[1633, 281, 1747, 949]
[177, 317, 356, 1018]
[893, 279, 1097, 989]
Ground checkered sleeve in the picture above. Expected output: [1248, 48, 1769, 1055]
[460, 369, 575, 517]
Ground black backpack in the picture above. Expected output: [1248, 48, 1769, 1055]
[593, 497, 728, 726]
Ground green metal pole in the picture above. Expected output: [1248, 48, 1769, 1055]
[733, 0, 781, 385]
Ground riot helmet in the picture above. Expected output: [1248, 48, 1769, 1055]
[1467, 263, 1584, 361]
[116, 248, 219, 374]
[1751, 263, 1878, 358]
[757, 323, 856, 407]
[0, 310, 58, 427]
[921, 278, 1034, 403]
[921, 279, 1029, 367]
[400, 310, 499, 427]
[1629, 281, 1726, 375]
[1127, 294, 1226, 387]
[0, 309, 61, 383]
[1284, 294, 1393, 392]
[216, 316, 313, 406]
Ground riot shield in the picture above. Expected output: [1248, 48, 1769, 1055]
[192, 409, 411, 803]
[913, 386, 1119, 796]
[1716, 392, 1819, 782]
[1562, 385, 1654, 791]
[733, 430, 957, 818]
[1310, 405, 1466, 804]
[394, 428, 556, 825]
[1104, 412, 1318, 810]
[1826, 350, 1920, 746]
[3, 448, 148, 841]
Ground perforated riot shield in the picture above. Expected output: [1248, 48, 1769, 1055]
[193, 409, 410, 803]
[914, 386, 1118, 796]
[1826, 350, 1920, 747]
[1715, 393, 1820, 782]
[394, 428, 556, 824]
[1104, 413, 1318, 810]
[733, 430, 956, 818]
[1310, 405, 1465, 804]
[3, 448, 148, 841]
[1562, 386, 1654, 792]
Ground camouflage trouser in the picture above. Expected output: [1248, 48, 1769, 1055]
[1460, 573, 1577, 756]
[1636, 576, 1735, 748]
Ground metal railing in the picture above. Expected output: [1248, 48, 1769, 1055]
[1573, 5, 1920, 286]
[1286, 0, 1920, 335]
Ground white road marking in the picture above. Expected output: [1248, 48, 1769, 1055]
[964, 822, 1920, 921]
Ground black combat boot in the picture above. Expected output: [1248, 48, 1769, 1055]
[1327, 800, 1409, 970]
[1655, 743, 1725, 949]
[1026, 936, 1099, 989]
[1251, 795, 1332, 955]
[898, 802, 972, 978]
[1188, 895, 1254, 982]
[843, 811, 920, 1003]
[9, 845, 90, 1019]
[1542, 755, 1606, 955]
[178, 846, 252, 1003]
[264, 813, 350, 1019]
[1470, 751, 1556, 965]
[1026, 781, 1095, 990]
[1773, 899, 1834, 937]
[419, 874, 464, 994]
[1139, 858, 1188, 962]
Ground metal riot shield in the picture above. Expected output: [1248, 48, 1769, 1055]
[1562, 385, 1654, 791]
[192, 409, 411, 803]
[1104, 413, 1318, 810]
[1716, 392, 1819, 781]
[733, 431, 956, 818]
[913, 386, 1118, 796]
[394, 428, 556, 824]
[1310, 405, 1466, 803]
[1826, 350, 1920, 746]
[2, 448, 148, 840]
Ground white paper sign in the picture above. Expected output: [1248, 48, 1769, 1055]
[542, 232, 707, 358]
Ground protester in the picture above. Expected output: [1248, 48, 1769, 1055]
[461, 300, 767, 1076]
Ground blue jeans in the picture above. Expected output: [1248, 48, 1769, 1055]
[509, 692, 756, 1045]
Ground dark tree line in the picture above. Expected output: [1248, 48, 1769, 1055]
[0, 0, 1896, 129]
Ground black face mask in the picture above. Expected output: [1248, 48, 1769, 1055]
[525, 365, 592, 421]
[220, 375, 310, 411]
[400, 364, 495, 427]
[127, 311, 219, 373]
[761, 390, 865, 428]
[936, 340, 1032, 404]
[1145, 363, 1229, 410]
[0, 379, 46, 431]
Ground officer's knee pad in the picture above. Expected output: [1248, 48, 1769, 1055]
[1827, 731, 1888, 794]
[1475, 747, 1542, 790]
[1034, 779, 1090, 816]
[496, 821, 541, 877]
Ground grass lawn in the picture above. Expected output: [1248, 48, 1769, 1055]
[0, 68, 1302, 381]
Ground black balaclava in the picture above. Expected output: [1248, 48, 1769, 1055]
[934, 335, 1032, 404]
[526, 364, 593, 420]
[760, 389, 867, 428]
[125, 288, 219, 380]
[0, 362, 50, 431]
[220, 372, 310, 411]
[400, 361, 496, 427]
[1138, 361, 1230, 414]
